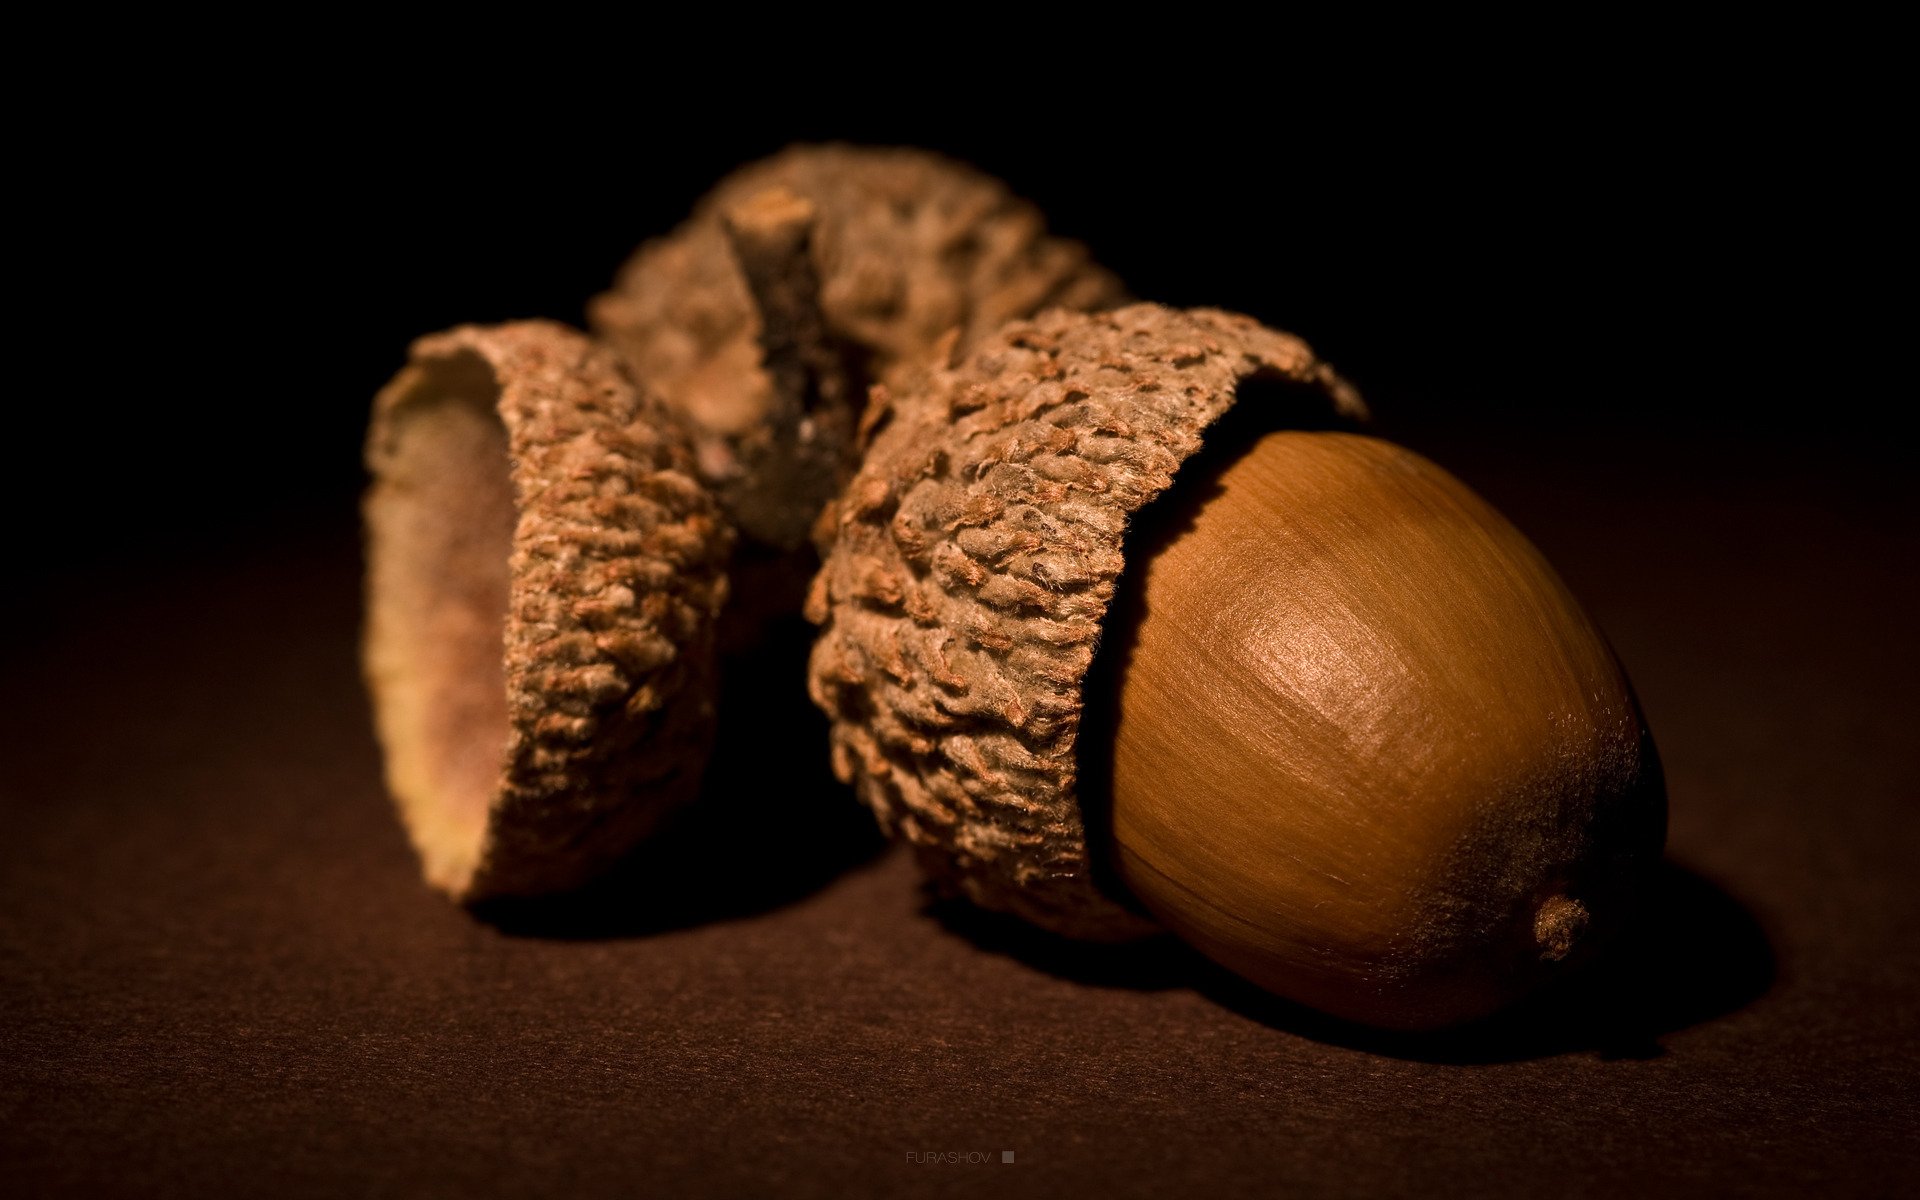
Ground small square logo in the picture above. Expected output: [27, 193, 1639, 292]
[1002, 1151, 1015, 1164]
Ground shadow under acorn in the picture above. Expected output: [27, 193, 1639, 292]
[474, 613, 888, 940]
[926, 860, 1776, 1064]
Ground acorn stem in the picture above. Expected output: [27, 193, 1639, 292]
[719, 187, 859, 549]
[720, 187, 847, 420]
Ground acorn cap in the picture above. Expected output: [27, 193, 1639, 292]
[589, 143, 1126, 553]
[363, 321, 732, 902]
[806, 304, 1365, 939]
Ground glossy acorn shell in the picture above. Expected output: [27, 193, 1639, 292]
[1103, 430, 1666, 1030]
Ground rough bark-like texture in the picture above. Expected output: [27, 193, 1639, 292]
[807, 305, 1366, 939]
[364, 321, 732, 902]
[589, 144, 1126, 553]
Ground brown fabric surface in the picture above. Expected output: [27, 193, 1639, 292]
[2, 435, 1915, 1198]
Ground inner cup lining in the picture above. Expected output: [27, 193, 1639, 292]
[372, 351, 516, 890]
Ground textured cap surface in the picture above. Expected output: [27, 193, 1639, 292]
[363, 321, 732, 901]
[807, 305, 1365, 939]
[589, 143, 1125, 551]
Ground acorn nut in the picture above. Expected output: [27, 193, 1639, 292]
[807, 304, 1666, 1030]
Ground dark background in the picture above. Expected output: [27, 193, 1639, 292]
[12, 52, 1902, 584]
[6, 47, 1914, 1199]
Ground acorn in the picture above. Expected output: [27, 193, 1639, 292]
[806, 304, 1666, 1030]
[362, 322, 731, 902]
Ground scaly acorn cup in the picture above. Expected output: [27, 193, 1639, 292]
[806, 304, 1666, 1030]
[363, 322, 732, 902]
[362, 147, 1116, 902]
[589, 143, 1125, 559]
